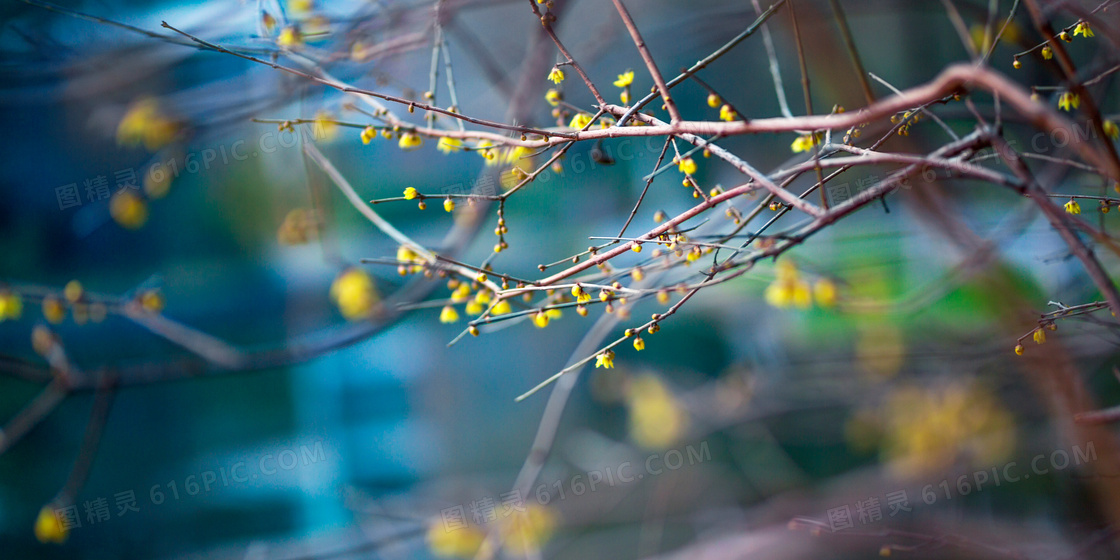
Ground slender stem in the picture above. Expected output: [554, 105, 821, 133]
[612, 0, 682, 123]
[617, 0, 788, 125]
[828, 0, 875, 105]
[0, 378, 68, 456]
[528, 0, 606, 106]
[618, 137, 672, 238]
[787, 0, 828, 209]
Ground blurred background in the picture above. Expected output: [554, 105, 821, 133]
[1, 0, 1120, 558]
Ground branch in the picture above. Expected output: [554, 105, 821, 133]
[612, 0, 682, 123]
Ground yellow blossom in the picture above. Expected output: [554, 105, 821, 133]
[474, 290, 492, 305]
[288, 0, 313, 14]
[493, 299, 512, 315]
[1065, 199, 1081, 214]
[360, 126, 376, 145]
[569, 113, 593, 130]
[1104, 120, 1119, 140]
[613, 70, 634, 88]
[426, 519, 484, 558]
[879, 381, 1015, 478]
[350, 41, 367, 62]
[476, 140, 498, 163]
[594, 349, 615, 369]
[1033, 329, 1046, 344]
[34, 506, 67, 544]
[63, 280, 83, 303]
[437, 136, 462, 154]
[707, 93, 721, 108]
[116, 97, 180, 151]
[72, 303, 89, 325]
[1014, 344, 1024, 355]
[814, 279, 838, 308]
[620, 90, 630, 104]
[548, 67, 565, 84]
[501, 505, 557, 554]
[403, 187, 419, 200]
[546, 308, 561, 319]
[399, 132, 423, 150]
[397, 245, 420, 264]
[330, 268, 379, 320]
[465, 300, 484, 315]
[677, 157, 697, 175]
[969, 23, 996, 53]
[277, 25, 303, 49]
[790, 133, 820, 153]
[143, 165, 171, 199]
[719, 104, 736, 122]
[313, 110, 338, 141]
[1041, 45, 1053, 59]
[627, 374, 687, 449]
[791, 279, 812, 308]
[42, 296, 65, 324]
[573, 285, 591, 304]
[110, 191, 148, 229]
[765, 260, 815, 309]
[443, 198, 455, 212]
[439, 305, 459, 323]
[1058, 91, 1080, 111]
[451, 283, 471, 303]
[633, 337, 645, 351]
[262, 12, 277, 34]
[140, 289, 165, 313]
[545, 89, 562, 106]
[0, 291, 22, 320]
[1074, 22, 1093, 38]
[504, 145, 532, 166]
[533, 311, 550, 328]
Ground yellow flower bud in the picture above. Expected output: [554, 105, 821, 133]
[439, 305, 459, 323]
[34, 506, 68, 544]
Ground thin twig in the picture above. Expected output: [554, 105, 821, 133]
[612, 0, 682, 123]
